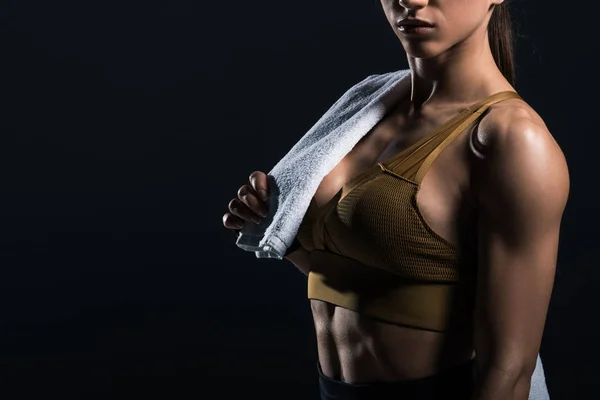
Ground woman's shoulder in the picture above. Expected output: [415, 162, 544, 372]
[470, 92, 569, 198]
[469, 92, 570, 219]
[473, 94, 555, 154]
[487, 94, 547, 128]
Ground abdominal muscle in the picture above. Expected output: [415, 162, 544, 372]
[310, 299, 476, 383]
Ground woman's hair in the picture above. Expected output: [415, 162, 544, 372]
[488, 2, 516, 86]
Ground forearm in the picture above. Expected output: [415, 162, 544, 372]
[470, 365, 532, 400]
[284, 245, 311, 276]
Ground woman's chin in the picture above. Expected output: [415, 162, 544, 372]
[402, 45, 443, 60]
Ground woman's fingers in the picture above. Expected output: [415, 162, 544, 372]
[228, 198, 262, 224]
[223, 171, 270, 235]
[237, 185, 268, 217]
[222, 212, 245, 230]
[249, 171, 269, 201]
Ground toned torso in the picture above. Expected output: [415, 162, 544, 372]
[286, 87, 543, 384]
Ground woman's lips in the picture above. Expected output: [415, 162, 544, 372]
[398, 25, 435, 36]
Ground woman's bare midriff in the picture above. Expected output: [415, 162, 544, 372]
[310, 299, 476, 383]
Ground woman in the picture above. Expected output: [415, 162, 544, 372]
[223, 0, 569, 399]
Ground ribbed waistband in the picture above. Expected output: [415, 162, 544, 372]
[307, 250, 468, 332]
[317, 357, 476, 400]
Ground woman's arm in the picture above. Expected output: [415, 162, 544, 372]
[469, 110, 570, 400]
[284, 245, 312, 276]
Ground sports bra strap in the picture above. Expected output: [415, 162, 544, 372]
[413, 91, 523, 184]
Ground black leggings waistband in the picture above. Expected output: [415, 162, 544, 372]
[317, 357, 477, 400]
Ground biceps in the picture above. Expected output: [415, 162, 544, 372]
[474, 216, 558, 369]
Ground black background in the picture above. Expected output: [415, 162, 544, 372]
[0, 0, 597, 398]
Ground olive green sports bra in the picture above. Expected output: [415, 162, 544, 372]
[296, 90, 523, 332]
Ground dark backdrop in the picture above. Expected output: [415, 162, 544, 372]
[0, 0, 596, 398]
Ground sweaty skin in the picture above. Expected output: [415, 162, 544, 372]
[285, 0, 569, 393]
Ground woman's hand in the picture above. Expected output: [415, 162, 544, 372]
[224, 170, 308, 272]
[222, 170, 270, 233]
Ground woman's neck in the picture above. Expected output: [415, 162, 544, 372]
[406, 36, 513, 109]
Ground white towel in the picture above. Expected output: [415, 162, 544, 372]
[235, 68, 412, 258]
[530, 353, 551, 400]
[234, 67, 550, 399]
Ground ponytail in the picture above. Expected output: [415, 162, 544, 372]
[488, 2, 516, 86]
